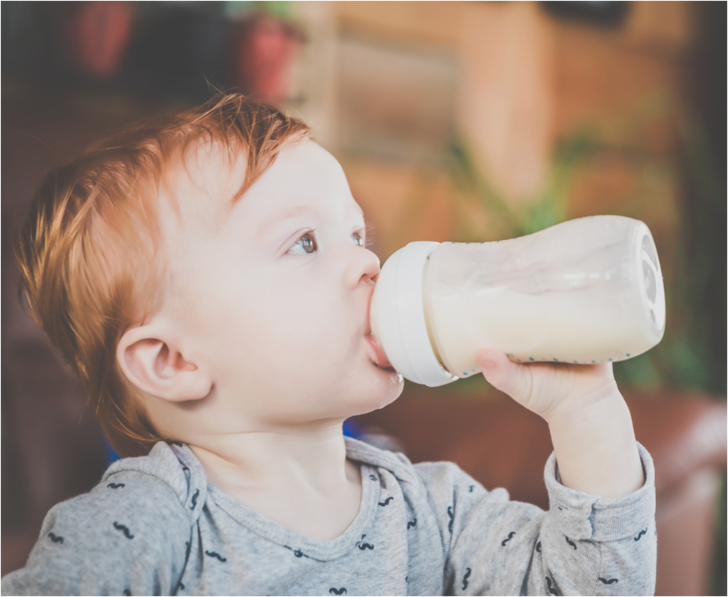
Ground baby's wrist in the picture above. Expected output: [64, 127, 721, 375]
[546, 385, 644, 497]
[544, 379, 625, 429]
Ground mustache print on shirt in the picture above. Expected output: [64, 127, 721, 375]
[113, 522, 134, 539]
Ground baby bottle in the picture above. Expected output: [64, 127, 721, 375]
[369, 215, 666, 387]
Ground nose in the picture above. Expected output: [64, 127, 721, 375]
[346, 245, 381, 288]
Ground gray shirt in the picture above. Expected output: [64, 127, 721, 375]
[2, 437, 657, 596]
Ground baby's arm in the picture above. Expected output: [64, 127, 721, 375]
[418, 446, 656, 596]
[461, 348, 656, 595]
[1, 472, 190, 596]
[476, 349, 643, 499]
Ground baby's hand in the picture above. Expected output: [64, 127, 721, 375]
[475, 349, 618, 423]
[477, 349, 644, 498]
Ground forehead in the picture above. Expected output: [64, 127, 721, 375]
[244, 140, 355, 212]
[160, 138, 360, 241]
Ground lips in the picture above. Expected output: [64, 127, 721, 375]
[365, 284, 395, 370]
[366, 334, 393, 369]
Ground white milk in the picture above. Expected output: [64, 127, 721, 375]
[424, 288, 652, 377]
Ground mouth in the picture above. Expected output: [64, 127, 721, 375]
[364, 284, 397, 373]
[365, 334, 396, 372]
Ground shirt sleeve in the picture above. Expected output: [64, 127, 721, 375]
[1, 471, 192, 596]
[413, 442, 657, 596]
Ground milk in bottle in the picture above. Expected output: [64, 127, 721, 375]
[370, 216, 666, 387]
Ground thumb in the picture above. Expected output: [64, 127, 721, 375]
[476, 349, 531, 402]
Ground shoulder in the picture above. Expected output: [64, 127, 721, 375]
[2, 444, 196, 596]
[344, 437, 499, 501]
[98, 441, 209, 522]
[101, 442, 191, 504]
[42, 442, 198, 541]
[32, 440, 205, 542]
[345, 436, 420, 484]
[30, 443, 196, 572]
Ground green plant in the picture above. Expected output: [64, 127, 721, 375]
[446, 130, 599, 241]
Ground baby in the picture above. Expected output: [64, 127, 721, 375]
[4, 94, 656, 596]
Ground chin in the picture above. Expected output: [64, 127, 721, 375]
[350, 370, 405, 416]
[378, 374, 405, 409]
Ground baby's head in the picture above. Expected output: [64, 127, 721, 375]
[16, 94, 404, 457]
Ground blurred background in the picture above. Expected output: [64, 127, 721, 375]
[2, 2, 725, 594]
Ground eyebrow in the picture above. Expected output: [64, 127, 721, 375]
[255, 203, 365, 239]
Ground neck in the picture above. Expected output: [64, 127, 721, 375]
[187, 419, 355, 495]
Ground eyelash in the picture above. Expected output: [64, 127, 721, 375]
[289, 223, 375, 255]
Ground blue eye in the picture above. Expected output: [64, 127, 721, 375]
[351, 231, 365, 248]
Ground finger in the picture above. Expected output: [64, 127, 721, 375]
[476, 349, 531, 402]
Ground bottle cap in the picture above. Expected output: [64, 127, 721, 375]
[371, 241, 458, 387]
[635, 222, 666, 333]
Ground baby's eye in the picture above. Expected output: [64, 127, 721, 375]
[289, 232, 317, 255]
[288, 230, 365, 255]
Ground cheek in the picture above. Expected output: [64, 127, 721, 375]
[274, 282, 352, 342]
[283, 304, 355, 362]
[200, 272, 358, 378]
[229, 293, 350, 361]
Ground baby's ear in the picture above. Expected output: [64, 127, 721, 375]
[116, 321, 212, 402]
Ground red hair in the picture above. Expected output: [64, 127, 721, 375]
[15, 94, 312, 457]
